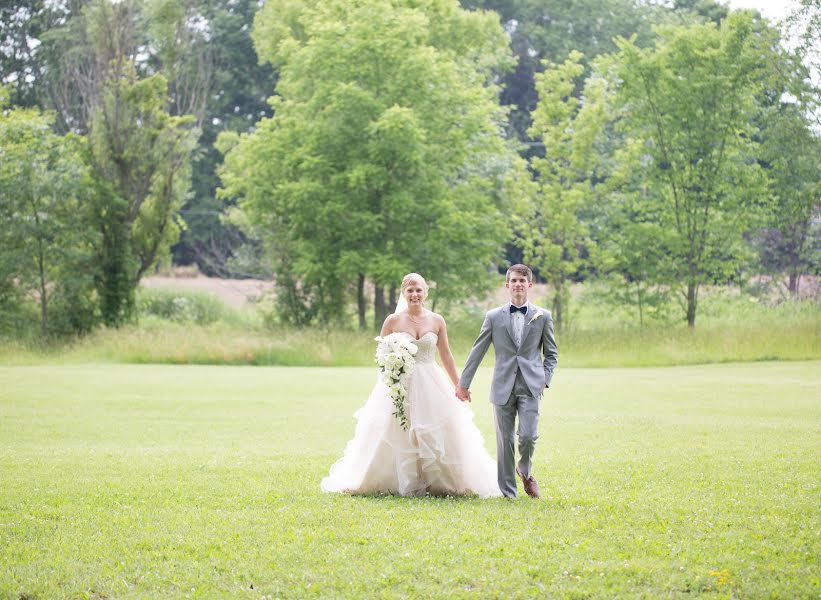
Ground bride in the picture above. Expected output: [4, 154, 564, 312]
[321, 273, 501, 497]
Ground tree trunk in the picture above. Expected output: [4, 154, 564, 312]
[788, 272, 800, 298]
[37, 242, 47, 338]
[636, 281, 643, 329]
[31, 203, 49, 337]
[374, 285, 386, 331]
[686, 282, 698, 328]
[357, 273, 367, 330]
[98, 218, 135, 326]
[552, 290, 563, 333]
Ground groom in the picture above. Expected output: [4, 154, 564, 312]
[456, 264, 558, 498]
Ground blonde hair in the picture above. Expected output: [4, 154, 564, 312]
[401, 273, 428, 293]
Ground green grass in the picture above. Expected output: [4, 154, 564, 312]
[1, 362, 819, 597]
[1, 287, 819, 367]
[137, 287, 253, 327]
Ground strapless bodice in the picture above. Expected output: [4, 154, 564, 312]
[403, 331, 437, 364]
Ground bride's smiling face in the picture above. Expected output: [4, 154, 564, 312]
[403, 280, 427, 308]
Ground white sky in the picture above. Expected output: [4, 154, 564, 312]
[724, 0, 795, 22]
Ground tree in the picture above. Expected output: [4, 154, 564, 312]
[144, 0, 212, 124]
[784, 0, 821, 128]
[18, 0, 213, 133]
[595, 173, 678, 327]
[604, 13, 771, 326]
[460, 0, 677, 148]
[516, 51, 606, 331]
[220, 0, 515, 328]
[0, 1, 89, 111]
[40, 0, 199, 325]
[593, 91, 679, 328]
[755, 93, 821, 298]
[170, 0, 277, 277]
[0, 98, 97, 337]
[0, 0, 264, 278]
[88, 64, 197, 324]
[671, 0, 729, 25]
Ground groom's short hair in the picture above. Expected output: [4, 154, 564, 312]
[506, 264, 533, 282]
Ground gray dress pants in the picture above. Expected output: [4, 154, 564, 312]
[493, 369, 540, 498]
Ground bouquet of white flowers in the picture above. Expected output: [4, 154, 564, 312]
[374, 333, 418, 430]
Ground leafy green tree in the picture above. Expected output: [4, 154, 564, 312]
[595, 186, 677, 327]
[604, 13, 771, 326]
[461, 0, 732, 274]
[671, 0, 729, 25]
[144, 0, 212, 123]
[0, 99, 97, 337]
[17, 0, 213, 131]
[592, 95, 678, 327]
[785, 0, 821, 128]
[0, 1, 87, 111]
[220, 0, 515, 328]
[30, 0, 198, 326]
[461, 0, 665, 147]
[88, 64, 197, 324]
[516, 51, 609, 331]
[1, 1, 277, 279]
[171, 0, 276, 277]
[747, 9, 821, 299]
[755, 96, 821, 297]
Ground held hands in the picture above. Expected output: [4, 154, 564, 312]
[455, 384, 471, 403]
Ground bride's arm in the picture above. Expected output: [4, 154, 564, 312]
[379, 314, 397, 336]
[435, 315, 460, 387]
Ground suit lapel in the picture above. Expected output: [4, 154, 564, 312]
[502, 304, 515, 347]
[520, 301, 537, 346]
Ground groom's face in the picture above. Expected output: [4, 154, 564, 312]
[505, 273, 532, 304]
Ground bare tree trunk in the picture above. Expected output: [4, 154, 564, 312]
[37, 241, 48, 338]
[686, 282, 698, 327]
[788, 272, 800, 298]
[636, 281, 643, 329]
[552, 291, 563, 333]
[31, 203, 48, 337]
[374, 285, 386, 331]
[389, 285, 397, 312]
[357, 273, 367, 330]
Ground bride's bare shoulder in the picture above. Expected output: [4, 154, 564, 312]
[429, 311, 447, 327]
[381, 312, 400, 330]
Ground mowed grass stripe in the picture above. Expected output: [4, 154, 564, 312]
[1, 363, 819, 598]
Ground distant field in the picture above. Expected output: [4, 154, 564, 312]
[141, 275, 274, 308]
[3, 277, 818, 369]
[1, 362, 819, 597]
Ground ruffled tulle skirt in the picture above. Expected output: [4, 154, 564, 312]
[321, 362, 501, 497]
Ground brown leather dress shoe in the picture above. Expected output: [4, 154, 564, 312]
[516, 467, 540, 498]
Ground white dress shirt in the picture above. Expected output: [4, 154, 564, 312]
[510, 305, 526, 347]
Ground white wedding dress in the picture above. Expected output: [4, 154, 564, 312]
[321, 332, 501, 497]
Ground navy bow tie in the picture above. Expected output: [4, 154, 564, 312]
[510, 305, 527, 314]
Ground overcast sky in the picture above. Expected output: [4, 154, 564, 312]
[724, 0, 795, 22]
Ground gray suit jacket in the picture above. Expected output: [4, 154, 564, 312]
[459, 302, 558, 405]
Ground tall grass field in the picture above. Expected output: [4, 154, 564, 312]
[1, 362, 819, 597]
[1, 285, 819, 367]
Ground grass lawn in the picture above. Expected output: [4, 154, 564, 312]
[1, 362, 819, 598]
